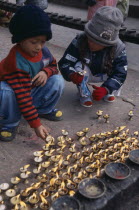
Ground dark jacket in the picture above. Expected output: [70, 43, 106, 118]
[58, 33, 128, 94]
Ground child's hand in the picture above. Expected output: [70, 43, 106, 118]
[34, 125, 50, 140]
[32, 71, 48, 87]
[69, 72, 84, 84]
[92, 85, 108, 101]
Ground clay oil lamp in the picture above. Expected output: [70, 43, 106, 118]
[33, 150, 44, 157]
[89, 134, 97, 142]
[57, 139, 66, 147]
[39, 194, 50, 209]
[5, 189, 16, 197]
[55, 173, 62, 186]
[20, 171, 31, 184]
[61, 130, 69, 136]
[51, 192, 59, 202]
[114, 137, 121, 143]
[45, 135, 55, 144]
[113, 151, 120, 158]
[76, 157, 85, 167]
[34, 155, 43, 163]
[98, 149, 106, 156]
[33, 164, 42, 175]
[82, 147, 90, 156]
[41, 161, 50, 169]
[105, 139, 113, 146]
[58, 181, 68, 196]
[91, 144, 99, 152]
[62, 172, 71, 180]
[40, 189, 49, 198]
[63, 155, 71, 166]
[69, 190, 76, 197]
[97, 141, 105, 149]
[20, 164, 30, 173]
[0, 204, 6, 210]
[117, 143, 123, 149]
[128, 110, 134, 120]
[134, 131, 139, 137]
[10, 194, 21, 205]
[20, 187, 33, 197]
[0, 183, 9, 191]
[103, 114, 110, 123]
[112, 129, 119, 136]
[76, 131, 85, 137]
[39, 174, 48, 183]
[48, 167, 58, 177]
[57, 136, 65, 142]
[85, 164, 95, 173]
[72, 152, 81, 160]
[57, 157, 64, 170]
[81, 170, 88, 178]
[69, 144, 76, 153]
[131, 142, 138, 149]
[28, 193, 39, 204]
[79, 137, 89, 146]
[45, 149, 55, 157]
[94, 153, 101, 160]
[65, 137, 74, 144]
[11, 177, 21, 185]
[92, 160, 102, 168]
[108, 146, 115, 153]
[51, 155, 61, 162]
[85, 153, 94, 163]
[96, 110, 103, 119]
[121, 145, 130, 153]
[100, 154, 109, 164]
[48, 179, 57, 192]
[19, 201, 30, 210]
[42, 143, 51, 151]
[70, 164, 79, 173]
[73, 171, 83, 184]
[67, 180, 77, 190]
[108, 154, 117, 161]
[82, 127, 89, 134]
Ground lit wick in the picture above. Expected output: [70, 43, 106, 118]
[96, 110, 103, 119]
[11, 177, 20, 185]
[128, 110, 134, 120]
[20, 164, 30, 173]
[28, 193, 39, 204]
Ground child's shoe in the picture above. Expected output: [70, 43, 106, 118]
[104, 94, 115, 102]
[0, 127, 18, 142]
[80, 96, 93, 107]
[39, 109, 63, 121]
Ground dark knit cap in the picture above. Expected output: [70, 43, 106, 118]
[9, 5, 52, 43]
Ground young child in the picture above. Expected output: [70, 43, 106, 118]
[58, 6, 127, 108]
[86, 0, 117, 20]
[0, 5, 64, 141]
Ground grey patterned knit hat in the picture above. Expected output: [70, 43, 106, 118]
[85, 6, 123, 46]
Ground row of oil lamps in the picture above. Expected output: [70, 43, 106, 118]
[0, 126, 138, 210]
[96, 110, 134, 123]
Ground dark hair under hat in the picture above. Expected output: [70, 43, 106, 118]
[9, 5, 52, 44]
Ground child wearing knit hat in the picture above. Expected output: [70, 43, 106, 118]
[58, 6, 127, 108]
[0, 5, 64, 141]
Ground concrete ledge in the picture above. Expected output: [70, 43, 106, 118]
[75, 160, 139, 210]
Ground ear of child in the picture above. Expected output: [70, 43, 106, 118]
[92, 85, 108, 101]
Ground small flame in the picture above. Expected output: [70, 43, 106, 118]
[69, 190, 75, 196]
[61, 181, 65, 189]
[120, 147, 124, 153]
[67, 154, 71, 160]
[23, 164, 30, 169]
[32, 193, 37, 199]
[58, 157, 63, 167]
[20, 201, 26, 207]
[56, 172, 59, 178]
[50, 149, 55, 154]
[97, 168, 100, 177]
[104, 153, 107, 160]
[67, 167, 72, 175]
[89, 153, 93, 159]
[52, 167, 58, 172]
[121, 153, 125, 161]
[71, 144, 75, 150]
[50, 178, 55, 186]
[40, 194, 48, 204]
[79, 157, 84, 164]
[74, 164, 78, 169]
[78, 172, 82, 178]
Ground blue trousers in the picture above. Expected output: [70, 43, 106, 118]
[0, 75, 64, 129]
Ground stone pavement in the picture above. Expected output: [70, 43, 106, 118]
[0, 2, 139, 209]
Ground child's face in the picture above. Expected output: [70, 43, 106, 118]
[19, 35, 46, 57]
[88, 39, 106, 52]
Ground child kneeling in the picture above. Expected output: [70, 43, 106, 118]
[0, 5, 64, 141]
[58, 6, 127, 107]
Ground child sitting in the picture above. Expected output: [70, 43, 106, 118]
[58, 6, 127, 108]
[0, 5, 64, 141]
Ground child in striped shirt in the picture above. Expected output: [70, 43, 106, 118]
[0, 5, 64, 141]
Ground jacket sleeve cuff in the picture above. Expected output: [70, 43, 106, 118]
[29, 118, 42, 128]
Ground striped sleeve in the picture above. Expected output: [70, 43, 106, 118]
[42, 57, 59, 78]
[4, 70, 41, 128]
